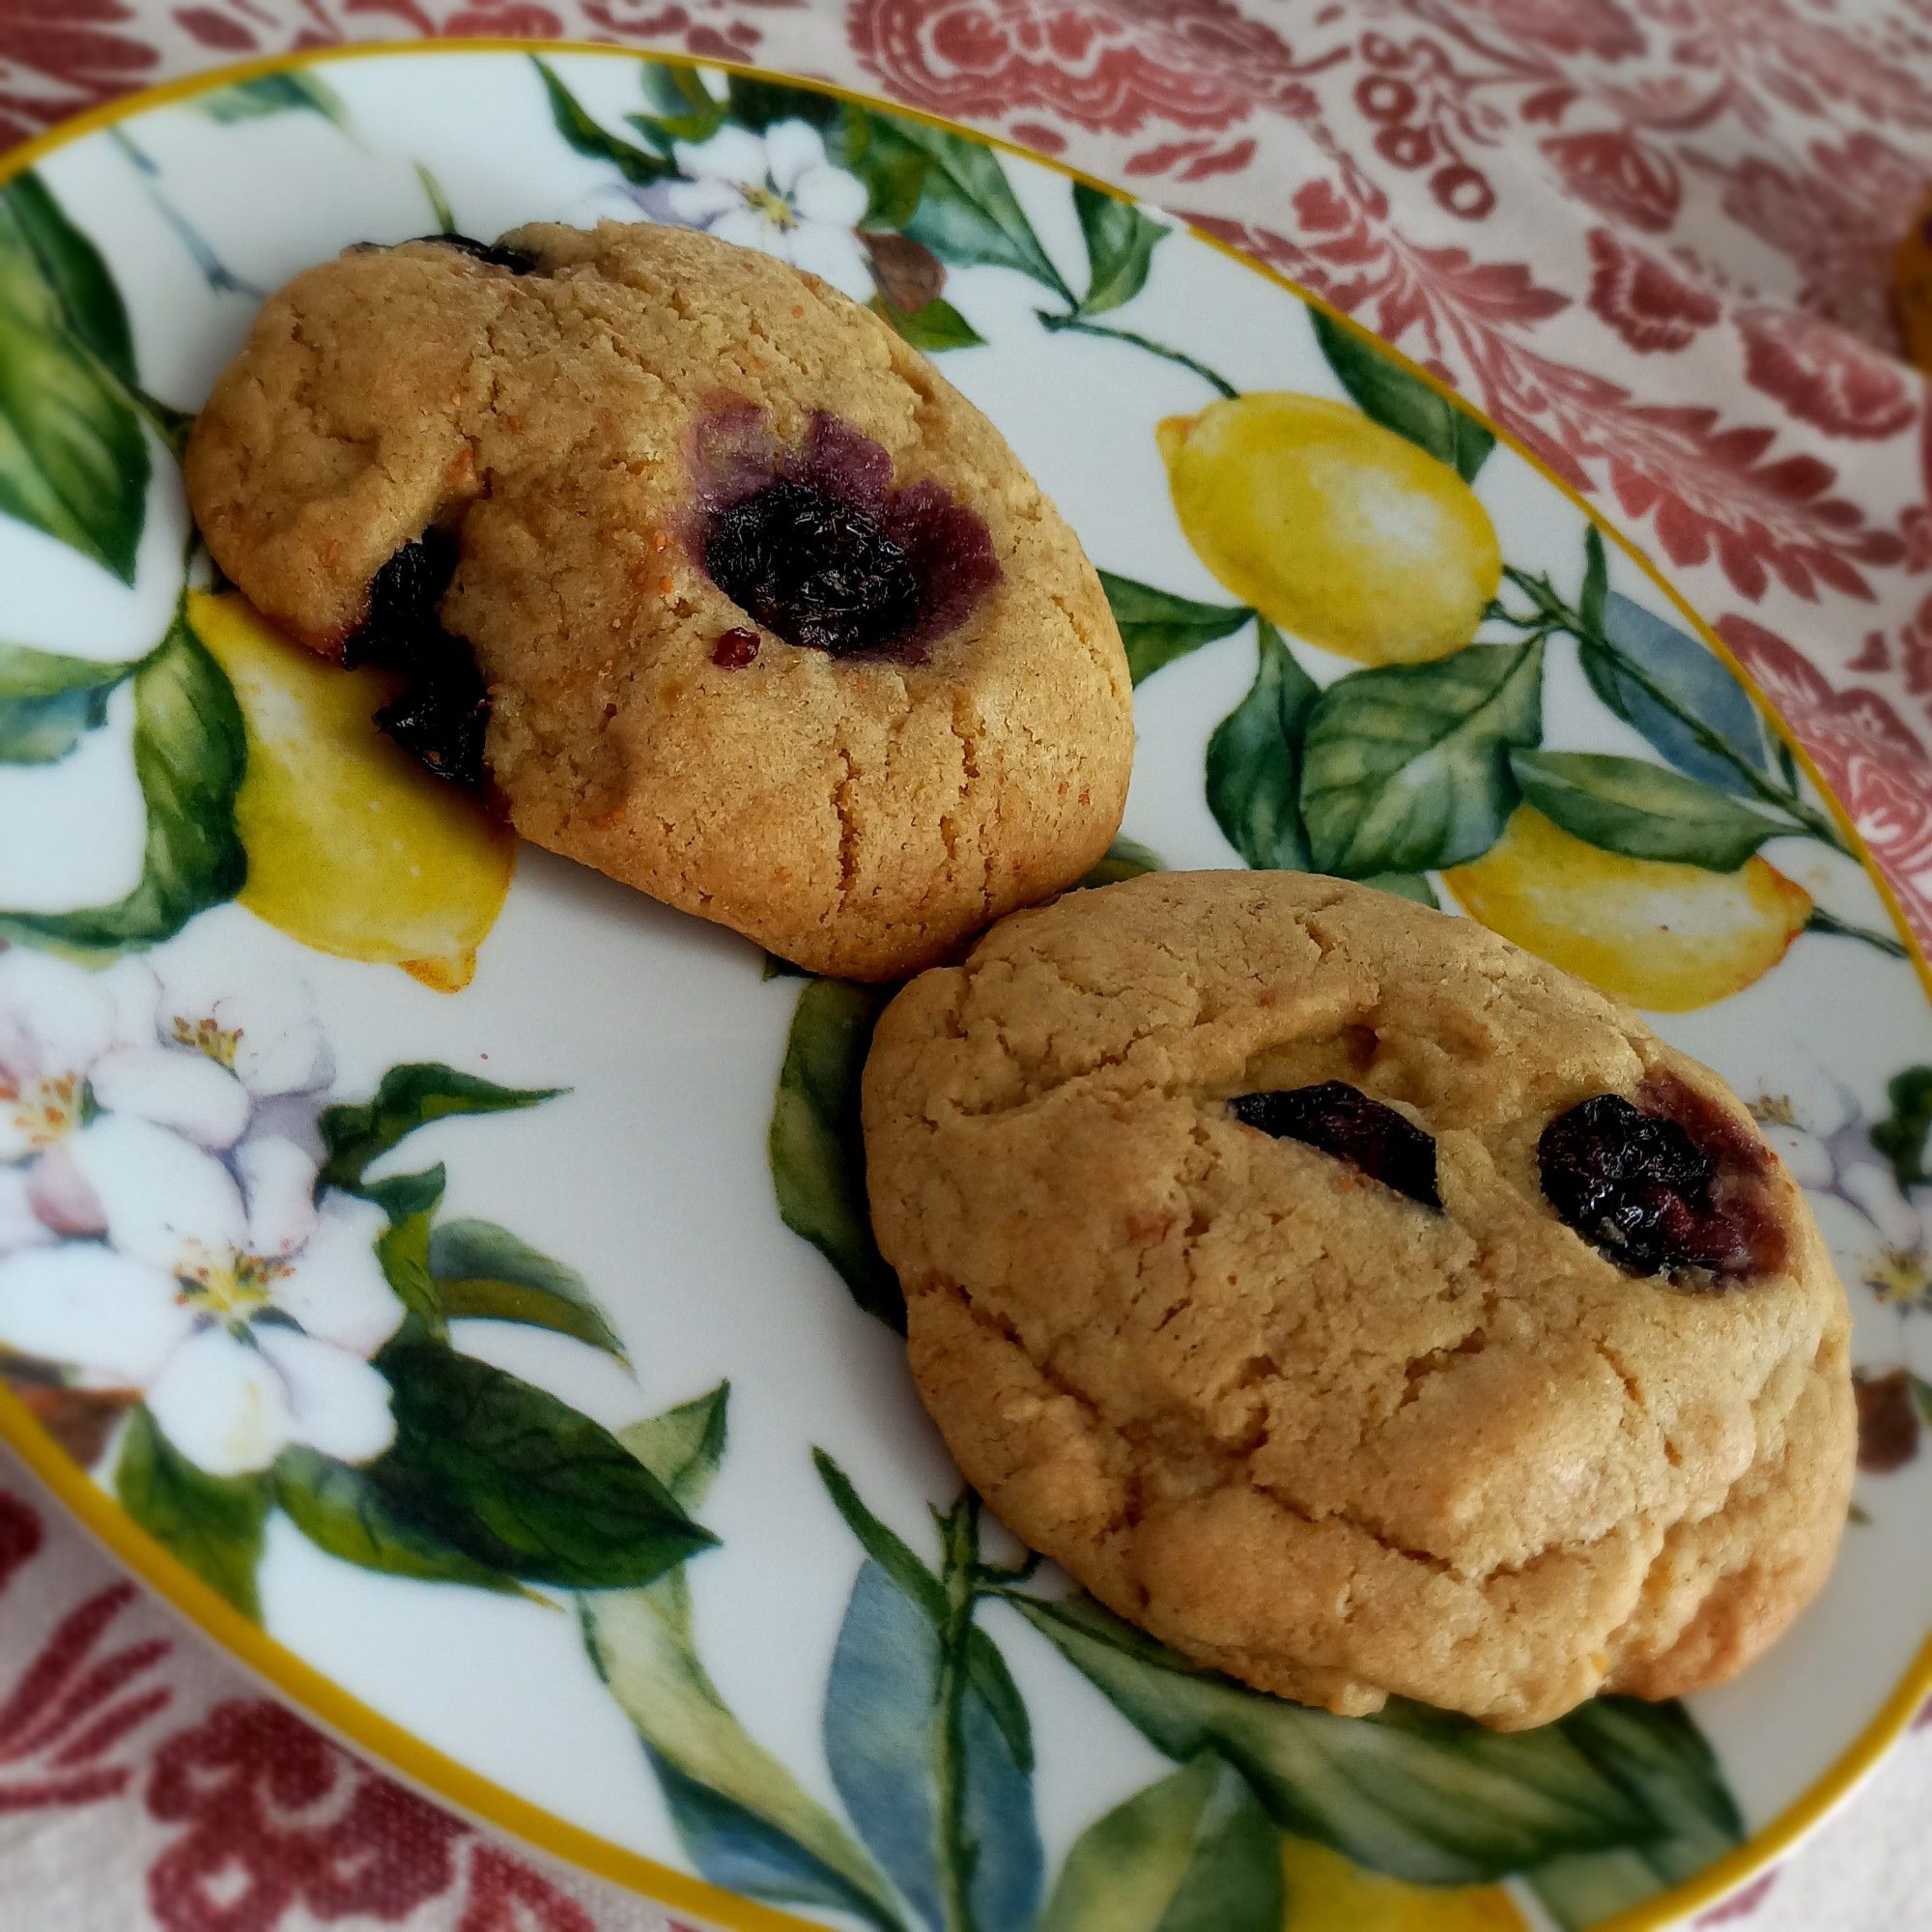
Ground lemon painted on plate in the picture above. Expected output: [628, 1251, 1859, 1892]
[1279, 1838, 1528, 1932]
[1157, 393, 1501, 666]
[1444, 806, 1811, 1012]
[190, 591, 512, 989]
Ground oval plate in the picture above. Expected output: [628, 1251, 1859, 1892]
[0, 43, 1926, 1932]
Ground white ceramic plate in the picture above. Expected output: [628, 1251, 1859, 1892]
[0, 43, 1926, 1932]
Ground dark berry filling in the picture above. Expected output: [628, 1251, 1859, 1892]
[412, 233, 539, 274]
[345, 532, 489, 788]
[346, 531, 458, 672]
[690, 404, 998, 664]
[1538, 1077, 1782, 1284]
[1230, 1082, 1440, 1208]
[704, 481, 921, 657]
[373, 644, 490, 788]
[712, 626, 761, 668]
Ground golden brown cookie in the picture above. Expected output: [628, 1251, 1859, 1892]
[863, 870, 1854, 1729]
[185, 222, 1132, 979]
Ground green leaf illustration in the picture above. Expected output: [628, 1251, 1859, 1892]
[864, 113, 1067, 296]
[116, 1405, 270, 1619]
[1871, 1065, 1932, 1192]
[0, 605, 245, 954]
[5, 172, 136, 382]
[728, 74, 840, 134]
[531, 58, 675, 186]
[1300, 639, 1545, 877]
[1580, 592, 1768, 798]
[770, 978, 903, 1331]
[0, 639, 133, 700]
[1308, 308, 1492, 482]
[1010, 1595, 1649, 1886]
[1578, 526, 1608, 640]
[647, 1751, 907, 1931]
[838, 112, 926, 231]
[627, 65, 729, 149]
[1100, 572, 1251, 686]
[378, 1343, 714, 1590]
[1510, 750, 1779, 871]
[272, 1446, 523, 1594]
[1358, 872, 1438, 907]
[365, 1165, 449, 1343]
[814, 1450, 1032, 1774]
[1038, 1755, 1281, 1932]
[0, 172, 148, 579]
[198, 72, 351, 129]
[1529, 1849, 1698, 1930]
[1523, 1699, 1744, 1928]
[869, 291, 984, 352]
[414, 162, 457, 236]
[0, 640, 130, 764]
[618, 1383, 730, 1511]
[0, 685, 109, 764]
[1079, 837, 1165, 889]
[1207, 620, 1319, 871]
[318, 1064, 561, 1196]
[1072, 183, 1168, 318]
[428, 1218, 629, 1362]
[826, 1560, 1041, 1931]
[814, 1448, 950, 1619]
[583, 1389, 906, 1931]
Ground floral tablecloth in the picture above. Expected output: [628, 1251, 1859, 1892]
[2, 2, 1930, 1927]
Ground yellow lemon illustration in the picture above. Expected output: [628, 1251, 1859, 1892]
[1444, 807, 1811, 1012]
[1158, 393, 1501, 666]
[1279, 1837, 1529, 1932]
[190, 591, 513, 990]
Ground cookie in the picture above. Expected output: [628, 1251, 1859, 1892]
[862, 870, 1854, 1728]
[185, 222, 1132, 979]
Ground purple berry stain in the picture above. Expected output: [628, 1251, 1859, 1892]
[692, 404, 998, 663]
[712, 626, 762, 669]
[1539, 1076, 1782, 1284]
[1230, 1081, 1440, 1208]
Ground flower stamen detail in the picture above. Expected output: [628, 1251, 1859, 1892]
[5, 1072, 83, 1149]
[176, 1244, 291, 1323]
[171, 1013, 242, 1069]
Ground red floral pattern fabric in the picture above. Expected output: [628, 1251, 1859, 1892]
[145, 1702, 469, 1930]
[1, 4, 1930, 1927]
[0, 1465, 639, 1926]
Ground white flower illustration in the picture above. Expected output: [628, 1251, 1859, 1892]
[1, 950, 247, 1240]
[666, 120, 872, 299]
[1752, 1070, 1918, 1247]
[0, 1118, 403, 1475]
[154, 953, 331, 1108]
[0, 948, 333, 1246]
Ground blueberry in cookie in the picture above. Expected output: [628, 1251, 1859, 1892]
[185, 221, 1132, 979]
[862, 870, 1855, 1728]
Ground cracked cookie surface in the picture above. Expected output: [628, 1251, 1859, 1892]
[185, 222, 1132, 979]
[862, 870, 1854, 1727]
